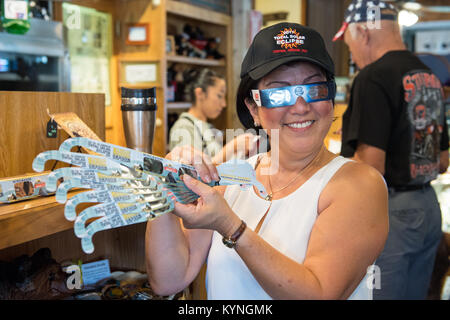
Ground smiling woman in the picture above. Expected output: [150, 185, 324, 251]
[245, 61, 335, 157]
[146, 22, 389, 300]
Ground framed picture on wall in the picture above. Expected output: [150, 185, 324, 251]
[126, 23, 150, 45]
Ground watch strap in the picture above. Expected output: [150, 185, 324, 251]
[222, 220, 247, 248]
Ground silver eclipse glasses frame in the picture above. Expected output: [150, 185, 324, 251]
[251, 80, 336, 108]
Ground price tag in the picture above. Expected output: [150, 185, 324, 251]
[46, 119, 58, 138]
[81, 259, 111, 285]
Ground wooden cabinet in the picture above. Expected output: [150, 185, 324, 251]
[0, 91, 105, 177]
[0, 91, 148, 275]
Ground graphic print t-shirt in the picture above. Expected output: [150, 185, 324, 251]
[341, 51, 449, 187]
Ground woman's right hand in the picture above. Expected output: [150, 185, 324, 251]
[172, 174, 241, 237]
[166, 144, 220, 184]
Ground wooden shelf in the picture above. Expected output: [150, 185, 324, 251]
[167, 55, 225, 67]
[0, 194, 78, 250]
[118, 82, 162, 89]
[166, 0, 231, 26]
[167, 102, 191, 110]
[162, 0, 233, 166]
[0, 190, 149, 272]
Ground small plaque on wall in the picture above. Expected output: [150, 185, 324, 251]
[126, 23, 150, 45]
[124, 63, 157, 84]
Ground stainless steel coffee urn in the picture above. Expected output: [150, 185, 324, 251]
[121, 87, 157, 153]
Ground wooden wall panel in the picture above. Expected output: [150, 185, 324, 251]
[116, 0, 164, 58]
[0, 91, 105, 178]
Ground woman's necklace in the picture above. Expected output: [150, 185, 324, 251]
[254, 148, 325, 234]
[264, 148, 324, 202]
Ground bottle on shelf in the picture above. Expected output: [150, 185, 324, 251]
[1, 0, 30, 35]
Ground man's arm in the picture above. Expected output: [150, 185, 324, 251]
[351, 142, 386, 176]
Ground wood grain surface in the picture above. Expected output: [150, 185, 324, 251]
[0, 91, 105, 178]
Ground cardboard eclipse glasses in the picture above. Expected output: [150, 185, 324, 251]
[251, 80, 336, 108]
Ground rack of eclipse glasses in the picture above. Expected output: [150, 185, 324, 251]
[26, 137, 268, 254]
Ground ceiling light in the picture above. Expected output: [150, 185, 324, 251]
[398, 10, 419, 27]
[403, 2, 422, 11]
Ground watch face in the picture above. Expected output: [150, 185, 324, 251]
[222, 237, 235, 248]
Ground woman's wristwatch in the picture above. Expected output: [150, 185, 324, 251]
[222, 220, 247, 249]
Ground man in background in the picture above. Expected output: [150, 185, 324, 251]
[334, 0, 449, 299]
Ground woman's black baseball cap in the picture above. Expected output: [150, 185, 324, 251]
[237, 22, 335, 129]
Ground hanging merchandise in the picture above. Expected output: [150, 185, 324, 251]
[0, 172, 54, 203]
[32, 137, 268, 254]
[0, 0, 30, 34]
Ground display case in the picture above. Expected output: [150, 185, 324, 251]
[0, 18, 70, 92]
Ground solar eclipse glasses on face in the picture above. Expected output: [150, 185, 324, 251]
[251, 80, 336, 108]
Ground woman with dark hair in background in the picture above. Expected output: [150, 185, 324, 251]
[169, 68, 258, 164]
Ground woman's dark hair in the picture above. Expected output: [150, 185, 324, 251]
[183, 68, 225, 104]
[236, 74, 260, 130]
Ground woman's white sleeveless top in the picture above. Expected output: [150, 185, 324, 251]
[205, 155, 372, 300]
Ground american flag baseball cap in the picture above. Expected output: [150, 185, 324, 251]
[333, 0, 398, 41]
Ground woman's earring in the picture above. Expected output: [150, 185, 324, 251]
[254, 120, 260, 127]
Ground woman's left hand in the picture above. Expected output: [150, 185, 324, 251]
[173, 174, 241, 237]
[167, 144, 219, 184]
